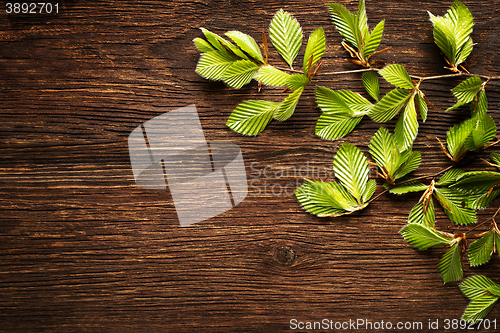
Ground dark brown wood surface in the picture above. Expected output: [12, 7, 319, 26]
[2, 0, 500, 332]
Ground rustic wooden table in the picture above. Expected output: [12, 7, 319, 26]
[1, 0, 500, 332]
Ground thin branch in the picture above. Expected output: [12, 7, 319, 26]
[465, 207, 500, 235]
[320, 68, 378, 76]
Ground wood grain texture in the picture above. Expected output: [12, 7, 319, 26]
[1, 0, 500, 332]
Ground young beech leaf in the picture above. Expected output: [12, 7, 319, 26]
[316, 113, 363, 141]
[368, 88, 412, 122]
[434, 187, 476, 225]
[269, 9, 303, 69]
[436, 168, 465, 186]
[417, 91, 428, 122]
[447, 76, 483, 112]
[464, 114, 497, 152]
[364, 19, 385, 58]
[225, 30, 264, 63]
[303, 27, 326, 76]
[332, 142, 370, 202]
[379, 64, 414, 90]
[226, 100, 279, 136]
[399, 223, 453, 250]
[196, 51, 237, 81]
[388, 180, 428, 195]
[327, 2, 359, 49]
[274, 87, 304, 121]
[362, 71, 379, 101]
[255, 66, 291, 87]
[286, 74, 310, 90]
[445, 117, 474, 162]
[428, 0, 474, 71]
[462, 295, 499, 324]
[491, 153, 500, 169]
[394, 95, 418, 152]
[200, 28, 249, 60]
[394, 151, 421, 180]
[451, 171, 500, 209]
[468, 230, 496, 267]
[460, 275, 500, 300]
[294, 179, 364, 217]
[438, 241, 463, 284]
[408, 199, 435, 227]
[470, 89, 488, 118]
[222, 60, 261, 88]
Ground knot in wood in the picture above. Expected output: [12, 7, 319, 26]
[274, 246, 296, 266]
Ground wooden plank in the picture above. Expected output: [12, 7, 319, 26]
[1, 0, 500, 331]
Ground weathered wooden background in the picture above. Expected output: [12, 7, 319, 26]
[2, 0, 500, 332]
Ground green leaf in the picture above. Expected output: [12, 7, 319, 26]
[193, 37, 215, 53]
[389, 180, 428, 195]
[470, 89, 488, 118]
[200, 28, 249, 60]
[462, 295, 498, 324]
[428, 0, 474, 69]
[417, 91, 428, 122]
[368, 88, 412, 122]
[438, 242, 463, 284]
[316, 86, 371, 117]
[274, 87, 304, 121]
[286, 74, 310, 90]
[362, 71, 379, 101]
[356, 0, 368, 45]
[255, 66, 291, 87]
[469, 230, 495, 267]
[394, 151, 421, 180]
[453, 171, 500, 194]
[316, 113, 363, 141]
[394, 96, 418, 152]
[225, 30, 264, 63]
[468, 190, 500, 210]
[434, 187, 476, 225]
[294, 179, 362, 217]
[269, 9, 303, 68]
[303, 27, 326, 76]
[364, 20, 385, 58]
[226, 100, 279, 136]
[379, 64, 414, 90]
[491, 153, 500, 169]
[327, 3, 359, 48]
[332, 142, 370, 202]
[436, 168, 465, 186]
[447, 76, 483, 112]
[460, 275, 500, 300]
[195, 51, 237, 81]
[362, 179, 376, 203]
[222, 60, 261, 88]
[336, 90, 372, 115]
[446, 117, 474, 161]
[400, 223, 453, 250]
[464, 115, 497, 152]
[408, 199, 436, 227]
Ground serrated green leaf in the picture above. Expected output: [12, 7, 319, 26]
[269, 9, 303, 68]
[394, 96, 418, 152]
[332, 142, 370, 202]
[452, 171, 500, 194]
[434, 187, 476, 225]
[389, 180, 428, 195]
[469, 230, 495, 267]
[428, 0, 474, 69]
[436, 168, 465, 186]
[491, 153, 500, 169]
[362, 71, 379, 101]
[400, 223, 453, 250]
[364, 20, 385, 58]
[470, 89, 488, 118]
[303, 27, 326, 76]
[316, 86, 369, 116]
[356, 0, 368, 45]
[193, 37, 215, 53]
[226, 100, 279, 136]
[460, 275, 500, 300]
[222, 60, 261, 88]
[362, 179, 376, 203]
[274, 87, 304, 121]
[316, 113, 363, 141]
[196, 51, 236, 80]
[225, 30, 264, 63]
[468, 189, 500, 210]
[286, 74, 310, 90]
[408, 199, 436, 227]
[464, 114, 497, 152]
[446, 117, 474, 161]
[200, 28, 249, 60]
[447, 76, 483, 111]
[394, 151, 421, 180]
[294, 179, 362, 217]
[336, 90, 372, 115]
[368, 88, 412, 122]
[255, 66, 291, 87]
[328, 3, 359, 48]
[462, 295, 498, 324]
[438, 242, 463, 284]
[379, 64, 414, 90]
[417, 91, 428, 122]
